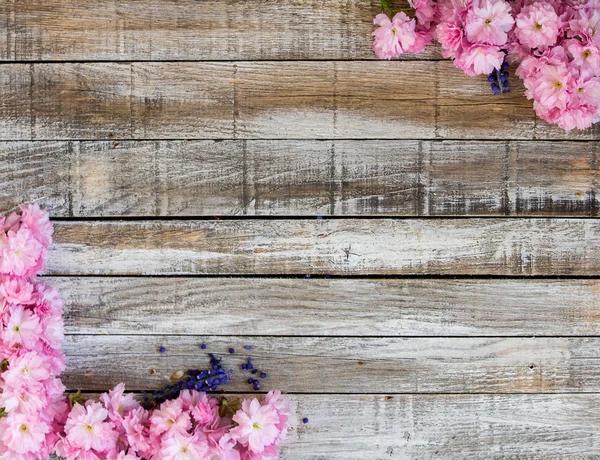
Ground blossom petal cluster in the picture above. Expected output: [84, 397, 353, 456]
[0, 204, 294, 459]
[372, 0, 600, 131]
[372, 0, 437, 59]
[512, 1, 600, 130]
[436, 0, 515, 76]
[56, 387, 293, 459]
[0, 204, 67, 459]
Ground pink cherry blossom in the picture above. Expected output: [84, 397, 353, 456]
[570, 5, 600, 46]
[20, 204, 53, 248]
[407, 29, 435, 54]
[230, 399, 280, 454]
[191, 398, 215, 425]
[568, 41, 600, 73]
[573, 73, 600, 107]
[372, 12, 417, 59]
[150, 398, 191, 436]
[515, 2, 561, 49]
[2, 413, 49, 454]
[122, 407, 152, 456]
[436, 21, 464, 58]
[0, 228, 43, 277]
[4, 305, 42, 349]
[465, 0, 515, 46]
[64, 401, 117, 452]
[533, 64, 572, 110]
[160, 432, 209, 460]
[1, 212, 21, 234]
[0, 276, 34, 305]
[264, 390, 294, 441]
[410, 0, 437, 28]
[0, 382, 47, 414]
[41, 313, 64, 350]
[3, 350, 51, 384]
[455, 43, 506, 75]
[100, 382, 140, 421]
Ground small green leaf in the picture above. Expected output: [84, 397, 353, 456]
[68, 390, 86, 409]
[218, 396, 240, 419]
[379, 0, 415, 17]
[380, 0, 397, 15]
[0, 359, 9, 372]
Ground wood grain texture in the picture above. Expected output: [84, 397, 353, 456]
[52, 277, 600, 337]
[1, 62, 598, 141]
[2, 140, 599, 217]
[247, 394, 600, 458]
[61, 335, 600, 392]
[48, 218, 600, 276]
[47, 394, 600, 458]
[0, 0, 440, 61]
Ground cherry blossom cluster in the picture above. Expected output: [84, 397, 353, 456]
[0, 204, 68, 459]
[512, 1, 600, 130]
[0, 205, 293, 459]
[55, 386, 293, 460]
[372, 0, 600, 131]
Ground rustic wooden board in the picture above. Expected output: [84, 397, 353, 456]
[0, 0, 440, 62]
[48, 218, 600, 276]
[267, 394, 600, 458]
[3, 140, 599, 217]
[48, 393, 600, 458]
[1, 63, 598, 141]
[4, 0, 600, 457]
[53, 277, 600, 337]
[62, 335, 600, 392]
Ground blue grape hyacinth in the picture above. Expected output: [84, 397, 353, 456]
[488, 61, 510, 96]
[143, 344, 271, 409]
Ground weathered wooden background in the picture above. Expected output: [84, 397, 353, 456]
[2, 0, 600, 458]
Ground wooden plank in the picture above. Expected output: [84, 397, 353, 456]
[62, 335, 600, 392]
[1, 62, 598, 141]
[2, 140, 599, 217]
[53, 393, 600, 458]
[48, 218, 600, 276]
[257, 394, 600, 458]
[53, 277, 600, 337]
[47, 394, 600, 458]
[0, 0, 441, 61]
